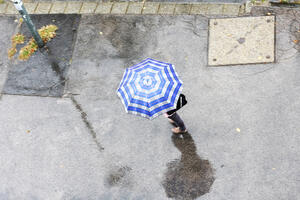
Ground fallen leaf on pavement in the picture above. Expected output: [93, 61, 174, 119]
[293, 40, 299, 44]
[236, 128, 241, 132]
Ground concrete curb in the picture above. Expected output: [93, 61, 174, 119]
[0, 1, 245, 16]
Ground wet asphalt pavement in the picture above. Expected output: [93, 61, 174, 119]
[0, 7, 300, 200]
[2, 15, 80, 97]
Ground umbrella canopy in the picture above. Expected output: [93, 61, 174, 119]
[117, 58, 183, 120]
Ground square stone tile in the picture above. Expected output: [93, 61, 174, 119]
[0, 3, 7, 14]
[207, 3, 223, 15]
[80, 2, 97, 14]
[142, 2, 159, 14]
[94, 2, 113, 14]
[222, 3, 240, 16]
[23, 3, 38, 14]
[50, 2, 67, 14]
[208, 16, 275, 66]
[158, 3, 175, 15]
[35, 2, 51, 14]
[5, 3, 18, 14]
[190, 3, 207, 15]
[65, 2, 82, 14]
[127, 2, 143, 15]
[111, 2, 128, 14]
[174, 4, 191, 15]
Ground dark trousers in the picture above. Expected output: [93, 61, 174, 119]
[168, 112, 186, 131]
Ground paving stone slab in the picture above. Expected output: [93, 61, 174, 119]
[2, 14, 81, 97]
[5, 3, 18, 14]
[65, 2, 82, 14]
[142, 2, 159, 14]
[49, 1, 67, 14]
[0, 3, 7, 14]
[190, 3, 207, 15]
[80, 2, 97, 14]
[111, 2, 129, 14]
[0, 95, 104, 200]
[35, 2, 51, 14]
[158, 3, 175, 14]
[207, 3, 224, 15]
[208, 16, 275, 66]
[127, 2, 143, 14]
[24, 2, 38, 14]
[94, 2, 113, 14]
[174, 4, 191, 15]
[222, 3, 240, 16]
[66, 14, 300, 200]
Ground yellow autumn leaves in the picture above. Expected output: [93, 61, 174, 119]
[18, 38, 39, 60]
[8, 25, 58, 61]
[38, 25, 58, 43]
[8, 33, 25, 59]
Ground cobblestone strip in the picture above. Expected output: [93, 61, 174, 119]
[127, 2, 143, 15]
[0, 2, 8, 14]
[142, 2, 159, 15]
[0, 1, 249, 16]
[35, 2, 52, 14]
[25, 3, 38, 14]
[50, 2, 67, 14]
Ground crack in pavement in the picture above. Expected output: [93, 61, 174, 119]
[70, 95, 104, 152]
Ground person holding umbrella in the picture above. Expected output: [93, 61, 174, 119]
[164, 93, 187, 134]
[117, 58, 187, 134]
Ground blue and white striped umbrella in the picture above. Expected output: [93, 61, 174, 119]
[117, 58, 183, 120]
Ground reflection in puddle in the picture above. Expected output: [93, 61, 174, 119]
[162, 132, 215, 200]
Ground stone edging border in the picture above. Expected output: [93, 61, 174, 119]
[0, 1, 248, 16]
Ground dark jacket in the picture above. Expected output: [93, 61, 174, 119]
[167, 94, 187, 115]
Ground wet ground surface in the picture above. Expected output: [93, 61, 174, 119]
[0, 7, 300, 200]
[2, 14, 80, 97]
[163, 133, 215, 200]
[0, 16, 16, 98]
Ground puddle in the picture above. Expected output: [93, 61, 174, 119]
[162, 132, 215, 200]
[105, 166, 132, 187]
